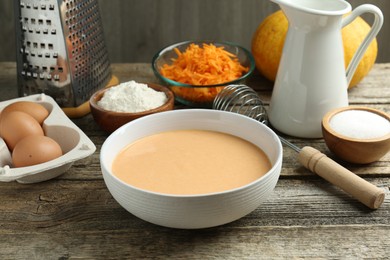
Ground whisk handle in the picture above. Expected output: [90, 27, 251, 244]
[298, 146, 385, 209]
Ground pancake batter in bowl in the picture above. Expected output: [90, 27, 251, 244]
[112, 129, 271, 195]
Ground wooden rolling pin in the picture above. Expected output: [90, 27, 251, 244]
[298, 146, 385, 209]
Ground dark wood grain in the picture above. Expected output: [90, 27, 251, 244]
[0, 179, 388, 259]
[0, 178, 390, 259]
[1, 0, 390, 63]
[0, 62, 389, 259]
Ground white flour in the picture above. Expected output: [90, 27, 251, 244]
[97, 81, 168, 113]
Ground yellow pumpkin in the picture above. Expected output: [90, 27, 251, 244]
[251, 10, 378, 88]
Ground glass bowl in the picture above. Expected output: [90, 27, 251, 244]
[152, 41, 255, 108]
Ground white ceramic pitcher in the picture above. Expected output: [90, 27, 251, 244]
[268, 0, 383, 138]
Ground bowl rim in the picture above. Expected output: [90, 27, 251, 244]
[89, 82, 175, 116]
[100, 109, 283, 198]
[322, 105, 390, 143]
[151, 40, 256, 88]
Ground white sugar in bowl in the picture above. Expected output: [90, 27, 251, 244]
[322, 106, 390, 164]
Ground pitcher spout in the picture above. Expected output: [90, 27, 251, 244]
[270, 0, 351, 16]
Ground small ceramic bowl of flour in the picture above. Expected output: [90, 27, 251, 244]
[322, 106, 390, 164]
[90, 81, 174, 133]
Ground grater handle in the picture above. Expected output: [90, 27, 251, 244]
[298, 146, 385, 209]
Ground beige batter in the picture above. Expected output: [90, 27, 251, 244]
[112, 130, 271, 195]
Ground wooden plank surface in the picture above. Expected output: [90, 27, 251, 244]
[2, 226, 389, 259]
[0, 62, 389, 179]
[0, 178, 389, 259]
[1, 0, 390, 62]
[0, 62, 389, 259]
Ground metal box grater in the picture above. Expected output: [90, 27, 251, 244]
[14, 0, 112, 108]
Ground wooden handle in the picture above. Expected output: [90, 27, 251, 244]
[62, 75, 120, 118]
[298, 146, 385, 209]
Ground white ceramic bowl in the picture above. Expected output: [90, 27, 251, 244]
[100, 109, 283, 229]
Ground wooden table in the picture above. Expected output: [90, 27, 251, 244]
[0, 62, 389, 259]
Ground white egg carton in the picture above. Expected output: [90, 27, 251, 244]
[0, 94, 96, 183]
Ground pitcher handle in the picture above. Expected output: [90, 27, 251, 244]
[342, 4, 383, 86]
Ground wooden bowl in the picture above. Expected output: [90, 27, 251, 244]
[322, 106, 390, 164]
[90, 82, 175, 133]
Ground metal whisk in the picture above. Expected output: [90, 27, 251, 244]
[213, 84, 385, 209]
[213, 85, 300, 152]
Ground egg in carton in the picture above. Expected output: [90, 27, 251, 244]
[0, 94, 96, 183]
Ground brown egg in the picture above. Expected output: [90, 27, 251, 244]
[0, 111, 44, 151]
[1, 101, 49, 124]
[12, 135, 63, 167]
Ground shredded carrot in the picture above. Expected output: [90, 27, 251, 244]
[159, 43, 249, 104]
[160, 43, 249, 86]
